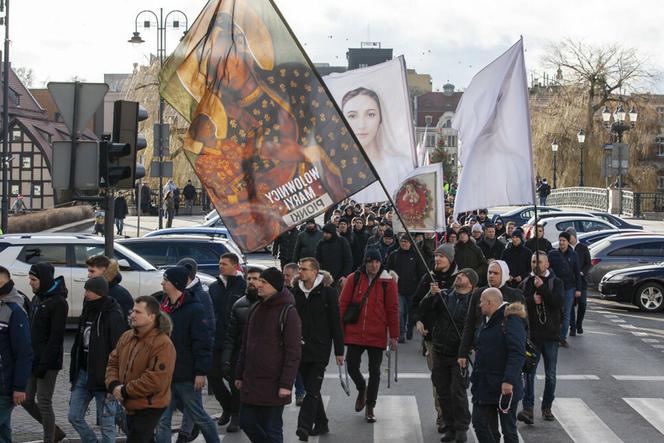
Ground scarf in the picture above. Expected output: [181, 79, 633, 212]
[160, 292, 185, 314]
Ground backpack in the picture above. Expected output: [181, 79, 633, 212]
[248, 302, 295, 347]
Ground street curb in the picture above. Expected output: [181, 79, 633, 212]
[43, 218, 95, 233]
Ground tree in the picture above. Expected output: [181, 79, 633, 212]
[429, 138, 457, 183]
[15, 67, 34, 87]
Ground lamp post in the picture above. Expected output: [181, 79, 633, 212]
[551, 139, 559, 188]
[602, 104, 638, 214]
[577, 129, 586, 187]
[129, 8, 188, 229]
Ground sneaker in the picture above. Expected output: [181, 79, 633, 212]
[517, 408, 534, 425]
[310, 423, 330, 436]
[296, 394, 305, 406]
[440, 429, 456, 442]
[355, 388, 367, 412]
[365, 406, 376, 423]
[542, 408, 555, 421]
[227, 414, 240, 433]
[455, 431, 468, 443]
[296, 427, 309, 442]
[559, 339, 569, 348]
[218, 411, 231, 426]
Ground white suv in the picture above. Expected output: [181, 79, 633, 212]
[0, 234, 213, 321]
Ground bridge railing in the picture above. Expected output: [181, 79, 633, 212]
[548, 187, 609, 212]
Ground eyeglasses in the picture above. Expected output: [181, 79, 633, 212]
[298, 267, 312, 271]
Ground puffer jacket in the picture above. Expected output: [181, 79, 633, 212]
[106, 315, 176, 412]
[338, 267, 399, 349]
[316, 224, 353, 281]
[293, 227, 323, 262]
[221, 289, 259, 370]
[418, 288, 472, 357]
[455, 240, 487, 285]
[0, 284, 32, 396]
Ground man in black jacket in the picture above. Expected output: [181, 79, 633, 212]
[548, 232, 582, 347]
[113, 194, 129, 236]
[387, 234, 427, 342]
[517, 252, 564, 424]
[68, 277, 126, 442]
[316, 223, 353, 287]
[292, 258, 344, 441]
[272, 228, 299, 270]
[525, 225, 553, 253]
[86, 255, 134, 322]
[567, 228, 591, 336]
[293, 220, 323, 263]
[25, 263, 68, 443]
[183, 180, 197, 215]
[501, 228, 533, 288]
[455, 227, 487, 287]
[208, 253, 247, 432]
[416, 269, 476, 443]
[477, 223, 505, 261]
[351, 217, 371, 269]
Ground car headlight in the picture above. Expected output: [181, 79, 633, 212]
[607, 274, 628, 282]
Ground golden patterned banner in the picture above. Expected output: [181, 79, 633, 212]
[159, 0, 376, 251]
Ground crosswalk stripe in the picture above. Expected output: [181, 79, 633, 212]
[373, 395, 424, 443]
[552, 398, 622, 443]
[324, 372, 431, 379]
[624, 398, 664, 435]
[536, 374, 599, 380]
[613, 375, 664, 381]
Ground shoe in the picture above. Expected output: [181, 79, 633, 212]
[437, 423, 445, 434]
[355, 388, 367, 412]
[455, 431, 468, 443]
[440, 429, 456, 442]
[175, 434, 188, 443]
[54, 428, 66, 443]
[310, 423, 330, 436]
[559, 339, 569, 348]
[296, 427, 309, 441]
[227, 414, 240, 433]
[569, 329, 577, 337]
[218, 411, 231, 426]
[577, 327, 584, 334]
[296, 394, 305, 406]
[517, 408, 534, 425]
[365, 406, 376, 423]
[187, 425, 200, 441]
[542, 408, 555, 421]
[398, 336, 406, 344]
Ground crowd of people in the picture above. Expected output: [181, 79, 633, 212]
[0, 197, 591, 443]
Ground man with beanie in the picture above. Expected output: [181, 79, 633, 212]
[411, 244, 457, 433]
[548, 232, 582, 347]
[455, 227, 487, 287]
[375, 228, 398, 265]
[566, 227, 590, 336]
[338, 218, 355, 250]
[339, 249, 399, 424]
[155, 266, 219, 443]
[292, 258, 343, 441]
[351, 217, 371, 269]
[316, 223, 353, 287]
[501, 228, 533, 288]
[235, 267, 302, 443]
[208, 253, 246, 433]
[0, 266, 33, 442]
[471, 223, 483, 242]
[25, 262, 68, 443]
[386, 234, 427, 343]
[416, 269, 476, 442]
[68, 277, 127, 443]
[86, 255, 134, 322]
[477, 223, 505, 261]
[293, 219, 323, 263]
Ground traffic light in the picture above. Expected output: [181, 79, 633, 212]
[101, 100, 148, 189]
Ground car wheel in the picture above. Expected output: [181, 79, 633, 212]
[634, 282, 664, 312]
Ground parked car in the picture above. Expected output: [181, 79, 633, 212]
[0, 234, 212, 321]
[599, 263, 664, 312]
[587, 234, 664, 288]
[526, 211, 643, 231]
[144, 226, 231, 239]
[205, 209, 219, 222]
[118, 236, 246, 277]
[491, 206, 562, 226]
[551, 229, 644, 249]
[524, 216, 616, 243]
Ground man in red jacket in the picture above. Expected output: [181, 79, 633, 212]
[235, 267, 302, 443]
[339, 249, 399, 423]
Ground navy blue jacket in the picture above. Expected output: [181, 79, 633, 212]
[471, 302, 526, 405]
[163, 291, 213, 383]
[209, 275, 246, 351]
[108, 274, 134, 322]
[0, 293, 33, 395]
[548, 248, 582, 291]
[188, 279, 215, 336]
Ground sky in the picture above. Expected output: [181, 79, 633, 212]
[9, 0, 664, 92]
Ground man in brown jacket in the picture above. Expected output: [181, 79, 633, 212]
[106, 295, 176, 443]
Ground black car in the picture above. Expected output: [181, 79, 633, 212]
[118, 236, 246, 277]
[492, 206, 561, 226]
[589, 212, 643, 230]
[599, 263, 664, 312]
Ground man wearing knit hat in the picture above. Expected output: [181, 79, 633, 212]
[374, 228, 398, 265]
[455, 227, 487, 287]
[68, 277, 126, 443]
[501, 228, 533, 288]
[316, 223, 353, 288]
[471, 223, 483, 242]
[235, 267, 301, 442]
[155, 266, 219, 443]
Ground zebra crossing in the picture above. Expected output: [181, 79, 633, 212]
[187, 395, 664, 442]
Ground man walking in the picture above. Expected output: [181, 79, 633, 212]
[548, 231, 582, 347]
[292, 258, 344, 441]
[183, 180, 197, 215]
[114, 194, 129, 236]
[316, 223, 353, 288]
[86, 256, 134, 322]
[525, 225, 553, 253]
[567, 227, 591, 336]
[293, 219, 323, 263]
[68, 277, 127, 443]
[25, 263, 68, 443]
[537, 179, 551, 206]
[477, 223, 505, 261]
[470, 288, 526, 443]
[272, 228, 299, 271]
[454, 227, 487, 286]
[0, 266, 33, 442]
[106, 296, 176, 443]
[235, 267, 302, 443]
[339, 249, 399, 423]
[501, 228, 532, 288]
[517, 252, 564, 425]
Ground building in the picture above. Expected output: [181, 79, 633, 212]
[346, 42, 392, 69]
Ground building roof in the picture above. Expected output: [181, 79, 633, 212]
[415, 91, 463, 126]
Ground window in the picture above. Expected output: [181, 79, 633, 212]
[73, 245, 106, 267]
[521, 210, 534, 220]
[445, 119, 452, 128]
[124, 243, 173, 266]
[659, 174, 664, 191]
[425, 134, 436, 147]
[607, 242, 664, 257]
[425, 115, 433, 126]
[11, 128, 21, 142]
[21, 155, 31, 169]
[554, 221, 574, 232]
[657, 107, 664, 124]
[10, 184, 18, 195]
[32, 184, 41, 196]
[578, 220, 609, 232]
[658, 143, 664, 157]
[447, 135, 457, 147]
[18, 245, 67, 266]
[176, 244, 224, 264]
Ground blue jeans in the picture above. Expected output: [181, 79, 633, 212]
[68, 370, 117, 443]
[178, 390, 204, 437]
[539, 196, 547, 206]
[398, 294, 409, 339]
[0, 395, 13, 443]
[239, 403, 284, 443]
[560, 288, 575, 340]
[570, 287, 587, 332]
[155, 382, 219, 443]
[295, 372, 305, 398]
[114, 218, 124, 234]
[523, 340, 559, 410]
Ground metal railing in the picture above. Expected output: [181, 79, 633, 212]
[632, 192, 664, 218]
[548, 187, 609, 212]
[621, 190, 634, 217]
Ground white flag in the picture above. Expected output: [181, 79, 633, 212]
[452, 38, 535, 218]
[416, 126, 430, 167]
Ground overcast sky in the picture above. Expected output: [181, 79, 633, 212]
[10, 0, 664, 92]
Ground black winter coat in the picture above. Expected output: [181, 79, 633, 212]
[70, 297, 127, 391]
[272, 229, 299, 263]
[209, 275, 247, 351]
[221, 291, 259, 369]
[292, 276, 344, 362]
[183, 183, 197, 200]
[30, 275, 68, 377]
[316, 232, 353, 281]
[351, 227, 371, 269]
[525, 237, 553, 253]
[548, 248, 582, 291]
[108, 274, 134, 322]
[418, 289, 472, 358]
[574, 242, 591, 286]
[477, 238, 506, 261]
[520, 273, 564, 344]
[501, 244, 533, 283]
[114, 196, 129, 219]
[455, 240, 487, 283]
[386, 247, 427, 298]
[411, 266, 458, 342]
[293, 228, 323, 262]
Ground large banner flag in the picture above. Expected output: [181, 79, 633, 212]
[452, 38, 535, 218]
[159, 0, 377, 251]
[392, 163, 446, 233]
[323, 57, 418, 203]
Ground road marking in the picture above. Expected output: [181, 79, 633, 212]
[552, 398, 622, 443]
[624, 398, 664, 435]
[594, 309, 664, 324]
[619, 324, 637, 329]
[652, 344, 664, 349]
[536, 375, 600, 380]
[631, 331, 649, 337]
[604, 314, 620, 318]
[642, 338, 660, 343]
[583, 329, 617, 336]
[324, 372, 430, 379]
[613, 376, 664, 381]
[374, 396, 424, 443]
[611, 319, 627, 323]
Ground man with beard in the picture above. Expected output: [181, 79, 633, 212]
[477, 223, 505, 261]
[366, 222, 388, 250]
[316, 223, 353, 288]
[454, 227, 487, 287]
[293, 220, 323, 263]
[351, 217, 371, 269]
[501, 229, 533, 288]
[525, 225, 553, 253]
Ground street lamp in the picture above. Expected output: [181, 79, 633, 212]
[129, 8, 188, 229]
[577, 129, 586, 187]
[602, 104, 638, 214]
[551, 139, 559, 189]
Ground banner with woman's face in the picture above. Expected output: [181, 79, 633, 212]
[323, 57, 418, 203]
